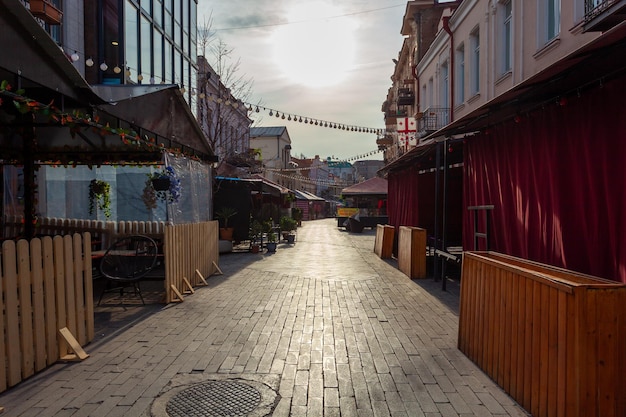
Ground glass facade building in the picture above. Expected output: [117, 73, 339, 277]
[95, 0, 197, 107]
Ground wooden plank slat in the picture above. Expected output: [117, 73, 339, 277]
[62, 236, 77, 340]
[42, 237, 59, 365]
[16, 240, 35, 380]
[72, 234, 86, 345]
[3, 241, 21, 387]
[512, 272, 524, 402]
[29, 238, 47, 373]
[83, 233, 94, 342]
[53, 236, 68, 359]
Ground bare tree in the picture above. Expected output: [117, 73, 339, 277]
[196, 14, 262, 170]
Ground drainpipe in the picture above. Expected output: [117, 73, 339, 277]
[412, 12, 422, 112]
[442, 16, 454, 121]
[412, 64, 419, 112]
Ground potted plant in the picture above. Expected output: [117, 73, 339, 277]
[292, 207, 303, 226]
[266, 231, 277, 253]
[89, 179, 111, 218]
[279, 216, 297, 241]
[215, 207, 238, 241]
[249, 219, 263, 253]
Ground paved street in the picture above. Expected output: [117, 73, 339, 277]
[0, 218, 528, 417]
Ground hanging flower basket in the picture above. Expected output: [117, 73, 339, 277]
[142, 166, 181, 210]
[151, 177, 171, 191]
[88, 179, 112, 218]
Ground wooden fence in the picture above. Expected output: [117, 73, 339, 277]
[163, 221, 220, 303]
[3, 216, 220, 304]
[0, 233, 94, 393]
[459, 252, 626, 417]
[0, 220, 220, 395]
[2, 215, 167, 250]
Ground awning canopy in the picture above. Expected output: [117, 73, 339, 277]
[215, 176, 289, 198]
[342, 177, 388, 196]
[0, 0, 216, 166]
[294, 190, 324, 201]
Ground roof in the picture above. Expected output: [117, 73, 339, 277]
[92, 84, 214, 159]
[250, 126, 288, 137]
[0, 0, 104, 106]
[342, 177, 388, 196]
[215, 175, 289, 197]
[294, 190, 324, 201]
[0, 0, 216, 165]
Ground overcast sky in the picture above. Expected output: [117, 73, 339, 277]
[197, 1, 408, 161]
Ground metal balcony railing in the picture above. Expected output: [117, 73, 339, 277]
[585, 0, 616, 19]
[397, 88, 415, 106]
[583, 0, 626, 31]
[418, 107, 449, 138]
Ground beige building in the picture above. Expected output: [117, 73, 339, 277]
[383, 0, 614, 162]
[250, 126, 293, 188]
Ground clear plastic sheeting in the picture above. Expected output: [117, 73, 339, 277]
[5, 154, 212, 224]
[164, 153, 212, 224]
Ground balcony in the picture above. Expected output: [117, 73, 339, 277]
[397, 88, 415, 106]
[418, 107, 449, 138]
[376, 136, 394, 147]
[29, 0, 63, 25]
[384, 109, 408, 125]
[583, 0, 626, 32]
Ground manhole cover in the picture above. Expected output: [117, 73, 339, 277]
[165, 380, 262, 416]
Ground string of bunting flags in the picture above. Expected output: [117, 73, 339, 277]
[268, 170, 352, 188]
[264, 148, 384, 173]
[197, 91, 386, 135]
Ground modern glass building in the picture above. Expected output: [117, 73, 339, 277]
[84, 0, 197, 106]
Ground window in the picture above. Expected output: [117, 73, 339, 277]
[440, 60, 449, 109]
[140, 15, 151, 81]
[437, 61, 450, 123]
[547, 0, 560, 39]
[428, 78, 434, 109]
[124, 1, 139, 83]
[470, 27, 480, 95]
[455, 43, 465, 105]
[499, 0, 513, 74]
[539, 0, 560, 44]
[153, 31, 163, 82]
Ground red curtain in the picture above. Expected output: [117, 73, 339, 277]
[388, 165, 421, 230]
[388, 161, 464, 245]
[463, 77, 626, 283]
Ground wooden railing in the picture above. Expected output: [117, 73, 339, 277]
[0, 233, 94, 393]
[459, 252, 626, 417]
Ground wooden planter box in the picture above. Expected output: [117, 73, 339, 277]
[29, 0, 63, 25]
[374, 224, 394, 259]
[459, 252, 626, 417]
[397, 226, 426, 279]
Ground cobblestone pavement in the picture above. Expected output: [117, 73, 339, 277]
[0, 218, 529, 417]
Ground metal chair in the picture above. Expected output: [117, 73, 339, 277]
[97, 235, 158, 305]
